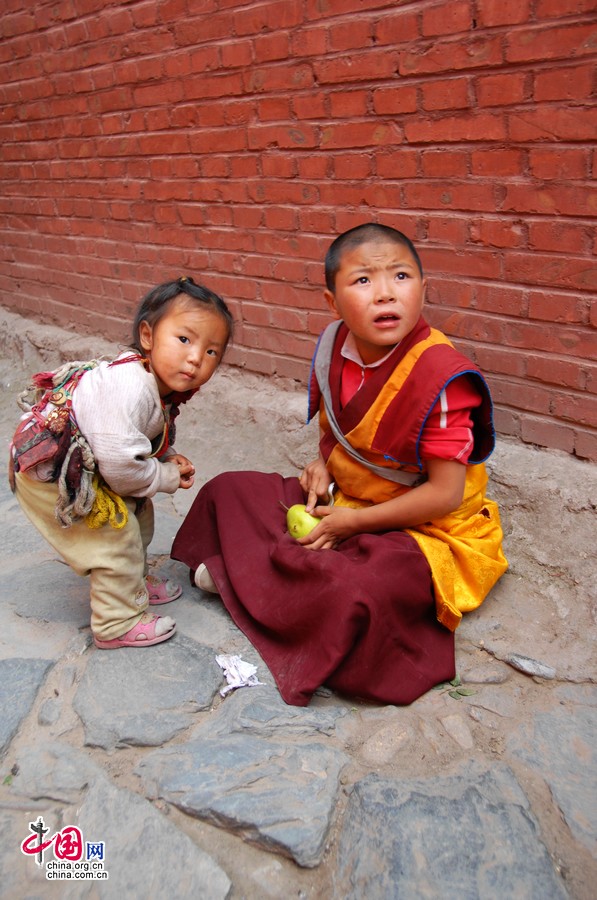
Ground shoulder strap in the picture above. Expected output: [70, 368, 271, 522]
[314, 322, 426, 488]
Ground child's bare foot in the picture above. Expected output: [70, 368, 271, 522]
[194, 563, 219, 594]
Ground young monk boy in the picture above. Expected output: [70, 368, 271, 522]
[172, 223, 508, 706]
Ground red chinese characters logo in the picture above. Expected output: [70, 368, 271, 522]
[21, 818, 83, 865]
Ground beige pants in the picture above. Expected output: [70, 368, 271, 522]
[15, 472, 153, 641]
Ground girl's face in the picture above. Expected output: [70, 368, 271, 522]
[324, 239, 427, 364]
[139, 297, 229, 397]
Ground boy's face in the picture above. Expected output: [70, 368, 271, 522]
[324, 239, 427, 365]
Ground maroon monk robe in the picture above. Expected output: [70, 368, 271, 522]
[171, 470, 455, 707]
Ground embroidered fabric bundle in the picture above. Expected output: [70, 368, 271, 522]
[9, 359, 117, 529]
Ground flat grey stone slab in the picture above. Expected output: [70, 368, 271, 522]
[0, 657, 53, 756]
[203, 683, 348, 737]
[62, 777, 231, 899]
[73, 634, 222, 749]
[137, 733, 349, 867]
[7, 740, 100, 804]
[2, 741, 230, 898]
[336, 763, 567, 899]
[508, 702, 597, 857]
[11, 560, 90, 627]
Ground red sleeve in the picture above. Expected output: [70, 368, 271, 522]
[419, 375, 483, 463]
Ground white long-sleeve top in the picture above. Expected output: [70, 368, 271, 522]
[71, 356, 180, 498]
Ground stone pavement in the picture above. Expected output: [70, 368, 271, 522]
[0, 309, 595, 899]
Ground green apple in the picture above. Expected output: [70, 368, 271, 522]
[286, 504, 321, 539]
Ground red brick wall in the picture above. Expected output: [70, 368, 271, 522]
[0, 0, 595, 459]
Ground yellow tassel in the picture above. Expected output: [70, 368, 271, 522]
[86, 475, 128, 529]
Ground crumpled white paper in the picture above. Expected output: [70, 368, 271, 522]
[215, 654, 264, 697]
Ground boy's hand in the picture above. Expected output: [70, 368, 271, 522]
[169, 453, 196, 489]
[297, 505, 360, 551]
[299, 455, 332, 512]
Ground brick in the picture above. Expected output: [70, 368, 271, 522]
[328, 19, 372, 52]
[318, 180, 403, 210]
[224, 100, 256, 126]
[248, 179, 319, 206]
[491, 379, 555, 415]
[330, 90, 369, 118]
[244, 63, 314, 94]
[174, 14, 233, 45]
[298, 208, 335, 234]
[257, 97, 292, 122]
[185, 72, 244, 101]
[373, 9, 420, 45]
[375, 149, 418, 179]
[248, 123, 318, 150]
[422, 0, 472, 37]
[233, 0, 303, 36]
[508, 106, 597, 142]
[426, 216, 469, 245]
[405, 112, 506, 143]
[474, 346, 527, 378]
[289, 25, 327, 57]
[262, 154, 297, 177]
[528, 148, 588, 180]
[470, 218, 525, 249]
[403, 181, 497, 213]
[521, 417, 575, 454]
[422, 77, 471, 111]
[553, 393, 597, 429]
[506, 23, 597, 64]
[426, 278, 475, 310]
[534, 64, 593, 102]
[426, 245, 502, 280]
[399, 35, 503, 76]
[476, 0, 531, 26]
[272, 259, 308, 283]
[507, 250, 597, 294]
[253, 32, 290, 63]
[528, 221, 589, 254]
[573, 430, 597, 462]
[470, 148, 524, 176]
[270, 306, 309, 332]
[221, 40, 253, 69]
[492, 406, 521, 439]
[241, 303, 271, 327]
[320, 121, 401, 150]
[189, 128, 246, 153]
[264, 206, 298, 231]
[475, 72, 527, 107]
[421, 150, 468, 178]
[474, 284, 527, 317]
[225, 345, 275, 377]
[536, 0, 597, 17]
[502, 184, 597, 218]
[527, 355, 586, 391]
[293, 92, 327, 119]
[315, 51, 399, 85]
[274, 355, 311, 382]
[333, 154, 373, 179]
[527, 289, 589, 325]
[373, 85, 418, 115]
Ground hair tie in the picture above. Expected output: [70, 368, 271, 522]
[178, 276, 187, 285]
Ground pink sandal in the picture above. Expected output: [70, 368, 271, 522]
[93, 613, 176, 649]
[146, 574, 183, 605]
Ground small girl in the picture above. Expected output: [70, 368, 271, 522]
[10, 277, 233, 649]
